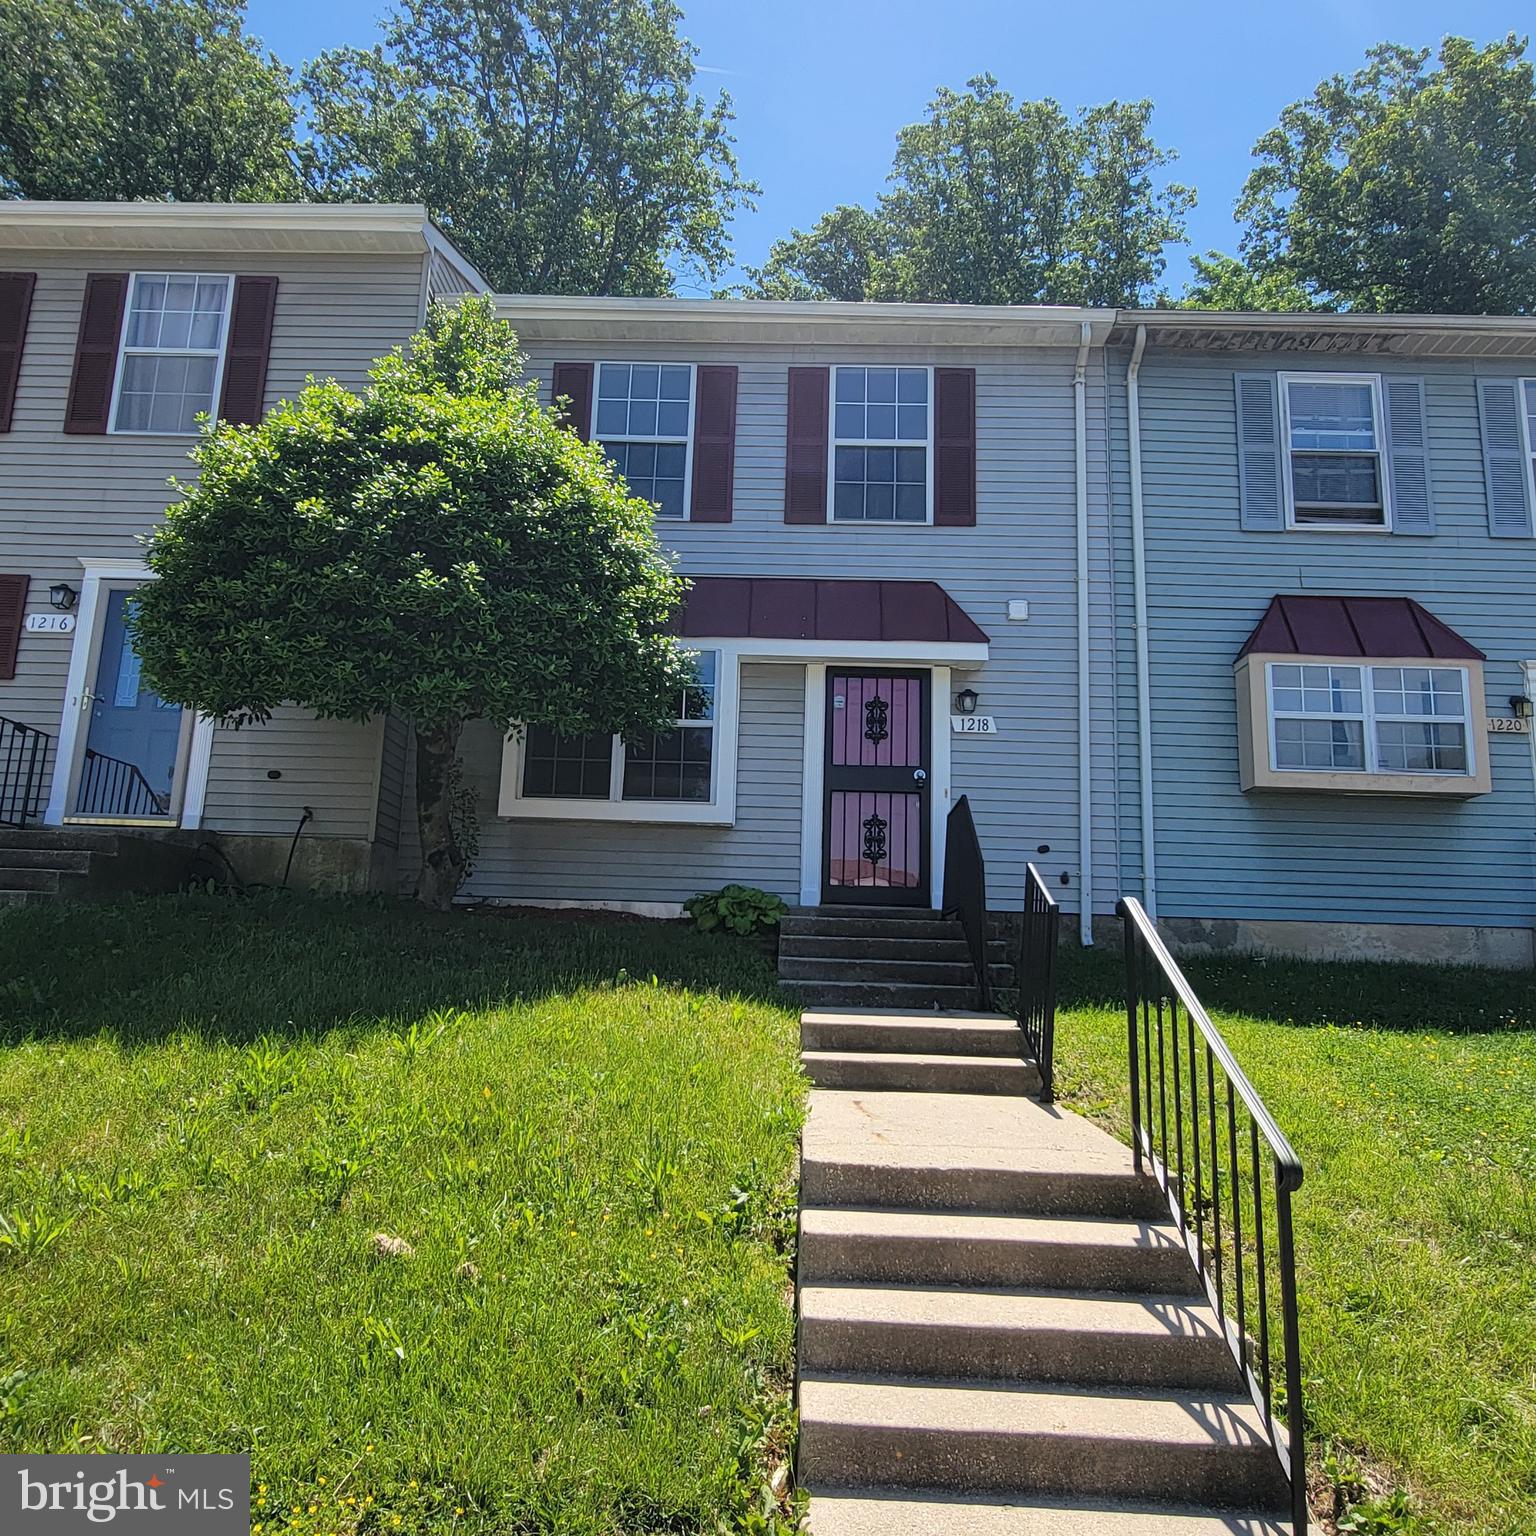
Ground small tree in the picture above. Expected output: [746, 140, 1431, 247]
[132, 297, 692, 908]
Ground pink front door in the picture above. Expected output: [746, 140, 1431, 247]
[823, 670, 930, 905]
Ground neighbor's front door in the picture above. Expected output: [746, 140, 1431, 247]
[822, 669, 930, 906]
[73, 589, 183, 819]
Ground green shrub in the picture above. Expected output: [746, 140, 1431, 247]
[684, 885, 787, 937]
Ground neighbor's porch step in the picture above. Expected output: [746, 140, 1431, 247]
[0, 827, 121, 854]
[783, 956, 980, 987]
[798, 1208, 1199, 1293]
[797, 1375, 1290, 1506]
[806, 1491, 1290, 1536]
[0, 867, 62, 893]
[802, 1051, 1039, 1096]
[0, 847, 92, 872]
[784, 981, 981, 1012]
[801, 1011, 1023, 1058]
[799, 1284, 1238, 1390]
[802, 1091, 1164, 1218]
[0, 889, 46, 907]
[782, 934, 973, 962]
[781, 912, 960, 941]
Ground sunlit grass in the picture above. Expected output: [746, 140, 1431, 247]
[0, 894, 804, 1535]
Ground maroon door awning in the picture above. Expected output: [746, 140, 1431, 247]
[670, 577, 988, 645]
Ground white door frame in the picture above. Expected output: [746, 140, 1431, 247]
[45, 558, 214, 828]
[798, 663, 951, 909]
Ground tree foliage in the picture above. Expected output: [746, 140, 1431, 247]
[1234, 35, 1536, 314]
[1178, 251, 1321, 312]
[741, 77, 1191, 306]
[300, 0, 754, 294]
[131, 297, 692, 906]
[0, 0, 302, 201]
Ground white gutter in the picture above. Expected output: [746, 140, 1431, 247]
[1127, 323, 1157, 919]
[1074, 319, 1094, 945]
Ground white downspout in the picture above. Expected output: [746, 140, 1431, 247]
[1074, 320, 1094, 945]
[1127, 323, 1157, 920]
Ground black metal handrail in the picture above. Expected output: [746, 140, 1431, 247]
[1118, 897, 1307, 1534]
[0, 716, 51, 828]
[1018, 863, 1060, 1101]
[941, 795, 990, 1010]
[77, 748, 169, 818]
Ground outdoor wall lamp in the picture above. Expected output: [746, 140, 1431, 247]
[1511, 694, 1534, 720]
[954, 687, 979, 715]
[48, 582, 78, 611]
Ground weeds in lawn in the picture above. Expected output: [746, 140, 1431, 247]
[0, 1204, 74, 1258]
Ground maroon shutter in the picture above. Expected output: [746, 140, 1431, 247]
[689, 365, 737, 523]
[0, 273, 36, 433]
[552, 361, 594, 439]
[64, 273, 128, 434]
[784, 366, 830, 523]
[934, 367, 977, 526]
[0, 574, 29, 681]
[218, 275, 278, 425]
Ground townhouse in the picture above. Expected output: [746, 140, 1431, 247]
[2, 203, 1534, 964]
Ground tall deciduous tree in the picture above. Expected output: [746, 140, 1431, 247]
[131, 299, 692, 909]
[1178, 251, 1321, 312]
[301, 0, 754, 295]
[741, 77, 1191, 306]
[1234, 35, 1536, 314]
[0, 0, 301, 201]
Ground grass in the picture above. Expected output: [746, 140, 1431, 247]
[0, 893, 804, 1536]
[1051, 944, 1536, 1536]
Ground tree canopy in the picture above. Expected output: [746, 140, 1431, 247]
[0, 0, 302, 201]
[300, 0, 755, 294]
[1229, 34, 1536, 314]
[741, 77, 1191, 307]
[131, 297, 693, 905]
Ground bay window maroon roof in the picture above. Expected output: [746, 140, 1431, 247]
[670, 577, 989, 645]
[1237, 595, 1484, 661]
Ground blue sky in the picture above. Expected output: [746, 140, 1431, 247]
[248, 0, 1527, 295]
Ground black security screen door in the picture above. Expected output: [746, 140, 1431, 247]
[822, 669, 930, 906]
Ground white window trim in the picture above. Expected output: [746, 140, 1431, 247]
[1521, 378, 1536, 502]
[593, 360, 696, 523]
[498, 647, 738, 825]
[1278, 371, 1393, 533]
[1264, 661, 1477, 778]
[108, 271, 235, 437]
[827, 364, 936, 526]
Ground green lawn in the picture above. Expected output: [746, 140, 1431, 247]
[0, 894, 804, 1536]
[1051, 944, 1536, 1536]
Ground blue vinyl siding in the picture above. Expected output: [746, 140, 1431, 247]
[1127, 350, 1536, 930]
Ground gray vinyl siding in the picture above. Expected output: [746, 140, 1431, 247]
[1127, 348, 1536, 930]
[507, 339, 1120, 916]
[0, 245, 429, 840]
[396, 663, 806, 904]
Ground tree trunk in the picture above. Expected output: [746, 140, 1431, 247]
[412, 718, 466, 911]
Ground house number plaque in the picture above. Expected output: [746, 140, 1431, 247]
[1488, 716, 1529, 733]
[951, 715, 998, 734]
[25, 613, 75, 634]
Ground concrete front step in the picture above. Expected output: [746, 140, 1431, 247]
[798, 1208, 1200, 1294]
[803, 1051, 1039, 1096]
[799, 1284, 1239, 1391]
[0, 847, 92, 872]
[806, 1491, 1290, 1536]
[781, 913, 960, 941]
[797, 1375, 1290, 1507]
[784, 980, 981, 1012]
[0, 866, 62, 893]
[802, 1091, 1165, 1219]
[801, 1010, 1024, 1058]
[783, 934, 974, 963]
[0, 889, 46, 907]
[783, 956, 980, 986]
[0, 827, 121, 853]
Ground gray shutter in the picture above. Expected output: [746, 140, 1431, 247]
[1234, 373, 1284, 531]
[1383, 378, 1434, 535]
[1477, 379, 1534, 538]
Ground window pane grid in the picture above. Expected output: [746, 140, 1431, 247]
[832, 366, 930, 522]
[1283, 375, 1386, 526]
[114, 272, 230, 434]
[1269, 662, 1472, 776]
[595, 362, 692, 520]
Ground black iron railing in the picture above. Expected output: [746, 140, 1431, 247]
[76, 749, 168, 818]
[941, 795, 990, 1010]
[1119, 897, 1307, 1534]
[0, 716, 51, 828]
[1018, 863, 1060, 1100]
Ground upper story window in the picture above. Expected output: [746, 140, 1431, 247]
[1524, 379, 1536, 495]
[595, 362, 694, 520]
[1279, 374, 1388, 529]
[1267, 662, 1473, 777]
[832, 366, 931, 523]
[111, 273, 232, 434]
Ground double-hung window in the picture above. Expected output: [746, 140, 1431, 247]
[111, 273, 232, 434]
[594, 362, 694, 520]
[1267, 663, 1473, 777]
[1279, 374, 1388, 528]
[513, 651, 724, 816]
[832, 366, 931, 522]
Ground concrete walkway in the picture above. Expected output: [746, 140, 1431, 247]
[796, 1010, 1292, 1535]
